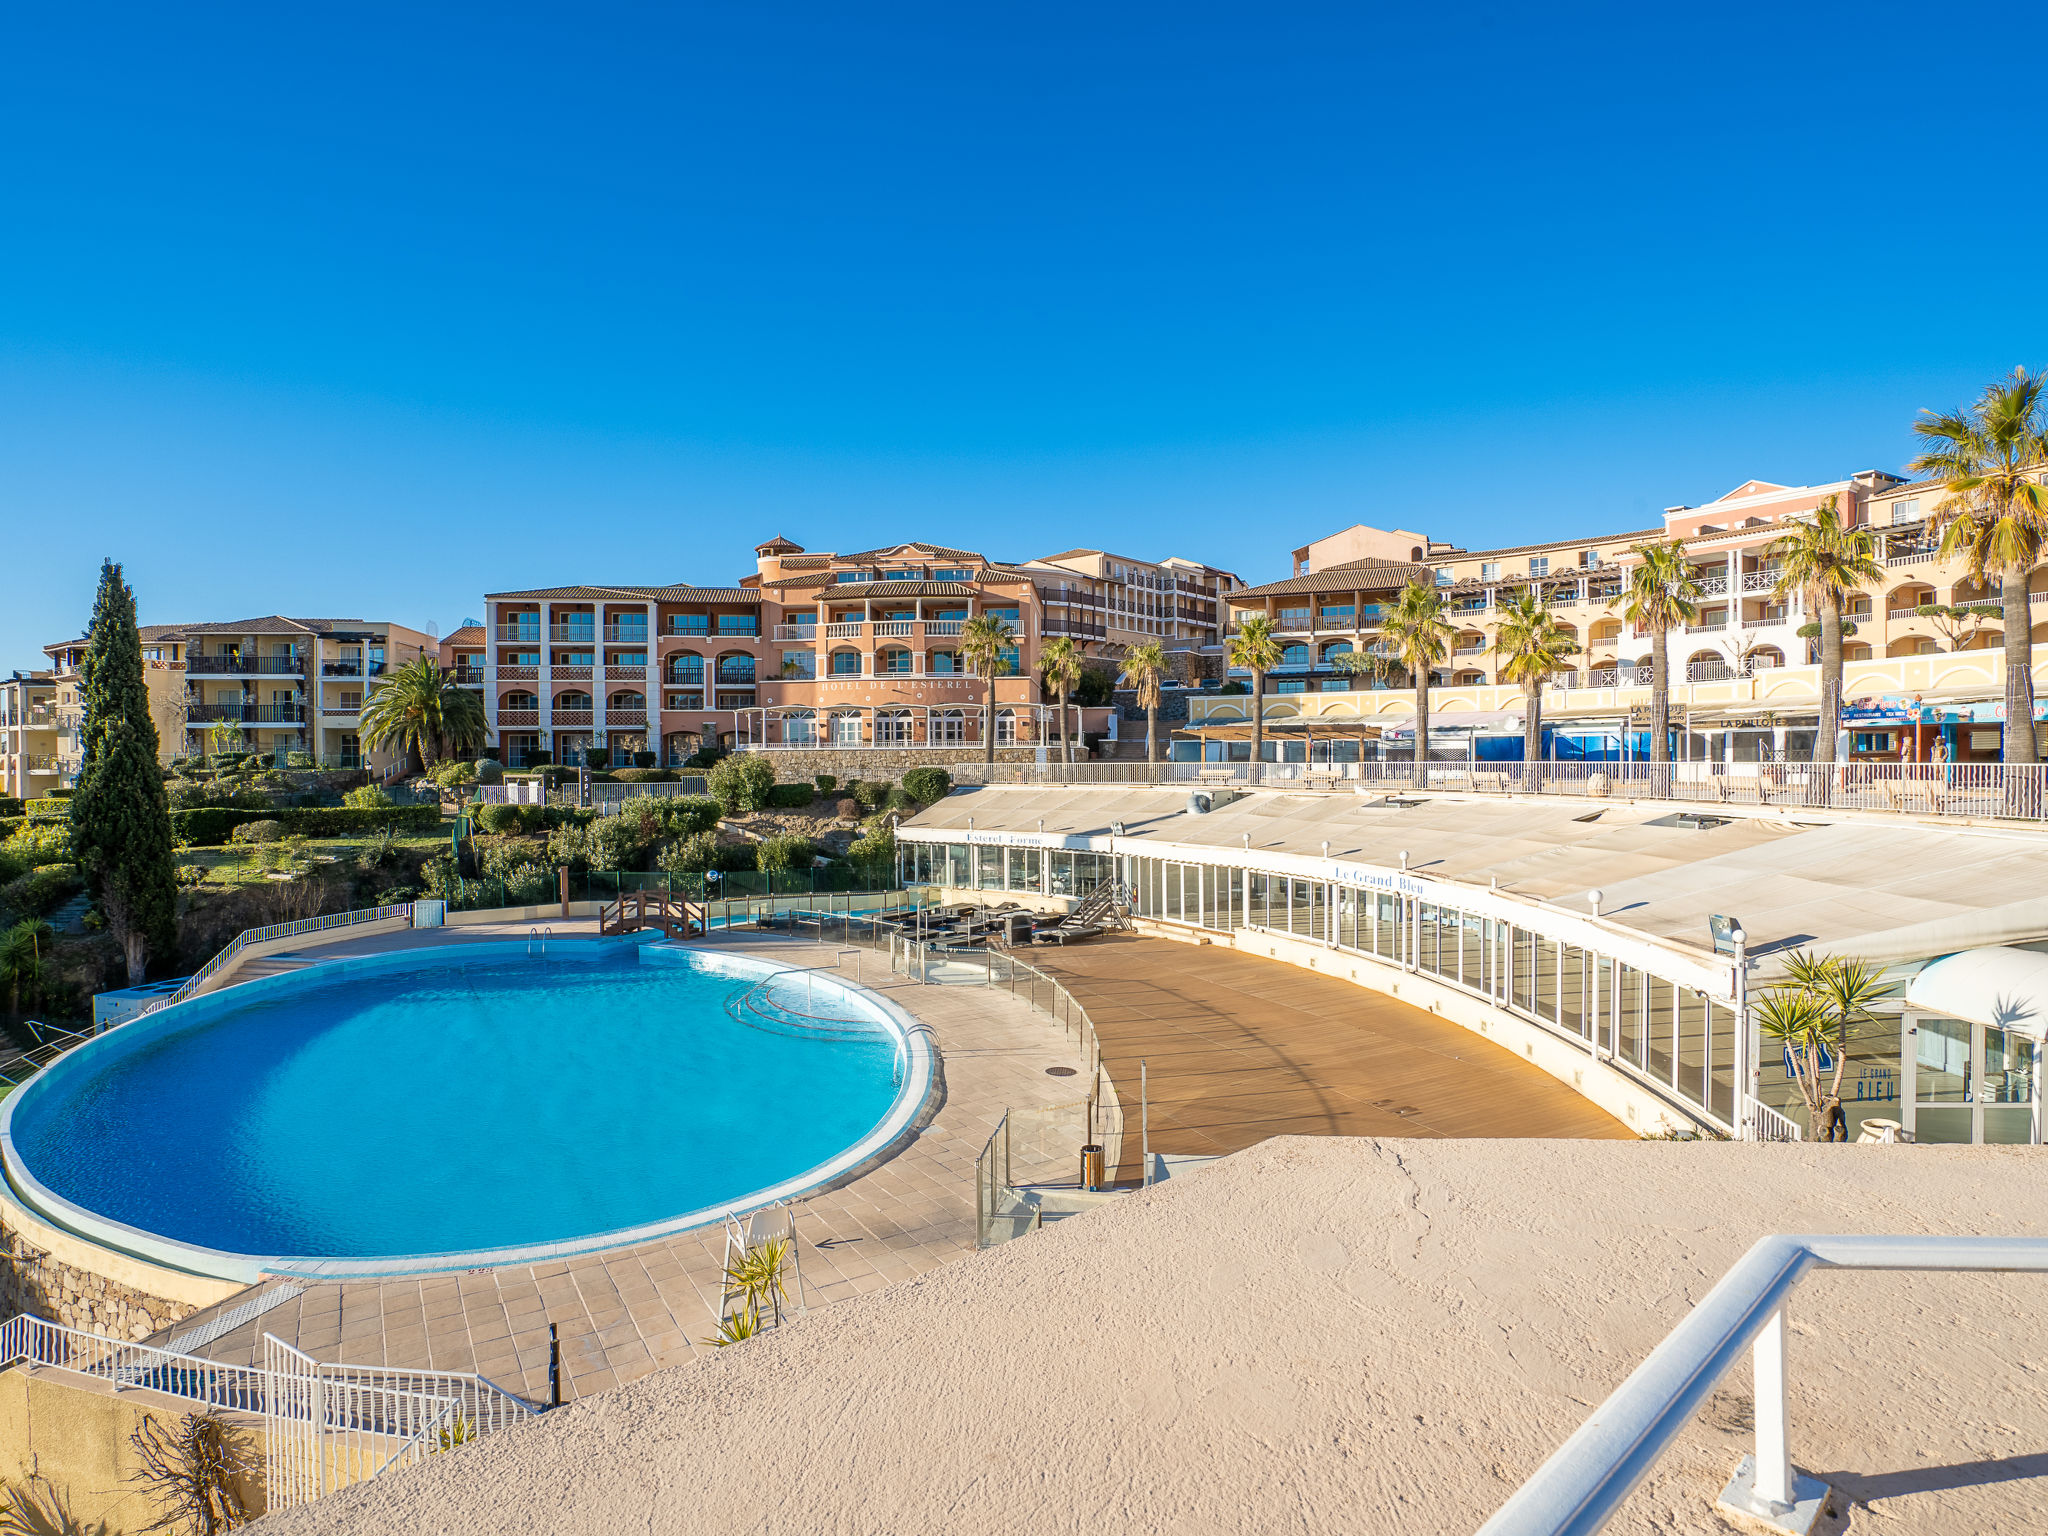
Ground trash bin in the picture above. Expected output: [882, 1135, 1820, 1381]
[1080, 1143, 1105, 1191]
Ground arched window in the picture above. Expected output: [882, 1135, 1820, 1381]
[995, 707, 1018, 745]
[782, 708, 817, 745]
[830, 649, 862, 677]
[929, 649, 959, 674]
[877, 647, 911, 675]
[931, 708, 966, 744]
[1281, 643, 1311, 667]
[608, 691, 645, 711]
[831, 710, 863, 746]
[715, 651, 755, 685]
[555, 690, 593, 711]
[666, 653, 704, 685]
[876, 709, 913, 743]
[501, 690, 538, 711]
[1320, 640, 1352, 664]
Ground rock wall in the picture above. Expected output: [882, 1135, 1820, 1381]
[0, 1223, 200, 1340]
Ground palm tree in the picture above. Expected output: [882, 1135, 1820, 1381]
[1225, 615, 1283, 772]
[1612, 539, 1702, 766]
[959, 613, 1017, 765]
[1491, 590, 1577, 790]
[359, 656, 486, 774]
[1038, 635, 1084, 771]
[1767, 494, 1882, 765]
[1378, 581, 1455, 786]
[1125, 641, 1169, 780]
[1911, 368, 2048, 765]
[0, 919, 53, 1017]
[1760, 951, 1892, 1139]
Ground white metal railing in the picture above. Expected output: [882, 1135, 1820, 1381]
[133, 904, 416, 1024]
[0, 1312, 540, 1514]
[773, 624, 819, 641]
[1477, 1234, 2048, 1536]
[1742, 569, 1783, 592]
[1750, 1101, 1804, 1142]
[1694, 576, 1728, 596]
[944, 759, 2048, 820]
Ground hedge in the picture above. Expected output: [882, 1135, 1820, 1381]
[25, 799, 70, 818]
[0, 798, 19, 818]
[610, 768, 676, 784]
[0, 817, 22, 840]
[172, 803, 444, 846]
[765, 783, 816, 809]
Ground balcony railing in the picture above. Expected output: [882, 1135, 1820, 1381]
[497, 664, 538, 681]
[555, 709, 594, 727]
[1886, 548, 1936, 567]
[715, 668, 757, 685]
[773, 624, 819, 641]
[824, 622, 865, 639]
[665, 619, 712, 637]
[187, 654, 305, 675]
[605, 665, 647, 680]
[1694, 576, 1728, 596]
[607, 709, 648, 727]
[923, 620, 965, 637]
[552, 665, 594, 681]
[549, 625, 598, 643]
[1685, 617, 1729, 633]
[872, 621, 913, 638]
[497, 710, 539, 727]
[1740, 569, 1784, 592]
[454, 668, 487, 686]
[321, 661, 363, 677]
[496, 625, 542, 644]
[602, 625, 649, 643]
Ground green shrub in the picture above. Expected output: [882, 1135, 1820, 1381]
[883, 785, 914, 814]
[344, 784, 394, 810]
[852, 779, 888, 810]
[849, 817, 896, 877]
[765, 783, 814, 809]
[428, 761, 476, 790]
[755, 834, 815, 872]
[667, 796, 722, 835]
[25, 799, 70, 818]
[176, 863, 211, 887]
[477, 802, 530, 835]
[286, 750, 316, 768]
[473, 757, 504, 785]
[900, 767, 950, 804]
[0, 798, 20, 819]
[0, 819, 21, 844]
[835, 797, 861, 819]
[633, 750, 657, 768]
[44, 788, 74, 800]
[706, 754, 776, 814]
[583, 748, 611, 770]
[813, 774, 838, 797]
[501, 861, 556, 905]
[4, 824, 71, 869]
[610, 767, 676, 784]
[1, 866, 83, 919]
[657, 831, 720, 873]
[528, 750, 553, 767]
[230, 819, 286, 844]
[1218, 680, 1248, 696]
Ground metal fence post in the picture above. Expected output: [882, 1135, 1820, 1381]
[1752, 1305, 1791, 1509]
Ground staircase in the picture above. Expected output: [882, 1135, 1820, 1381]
[46, 892, 92, 935]
[1105, 737, 1153, 762]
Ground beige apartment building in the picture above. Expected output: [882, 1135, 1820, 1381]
[38, 625, 193, 783]
[1212, 470, 2048, 764]
[0, 671, 63, 800]
[1024, 549, 1243, 664]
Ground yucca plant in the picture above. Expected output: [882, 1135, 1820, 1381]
[702, 1303, 763, 1348]
[0, 1470, 112, 1536]
[433, 1415, 476, 1453]
[1756, 951, 1892, 1139]
[127, 1413, 248, 1535]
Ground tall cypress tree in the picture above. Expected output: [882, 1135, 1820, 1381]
[71, 560, 177, 985]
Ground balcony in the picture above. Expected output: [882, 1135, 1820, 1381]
[923, 620, 965, 638]
[454, 667, 487, 686]
[322, 661, 364, 678]
[187, 654, 305, 676]
[607, 709, 647, 728]
[1685, 617, 1729, 633]
[605, 665, 648, 681]
[555, 709, 594, 728]
[824, 622, 865, 639]
[552, 665, 594, 681]
[1043, 619, 1107, 640]
[872, 621, 913, 638]
[1740, 569, 1785, 593]
[549, 625, 598, 643]
[715, 621, 761, 638]
[715, 667, 757, 686]
[497, 709, 539, 728]
[321, 706, 361, 718]
[496, 624, 542, 644]
[774, 623, 820, 641]
[602, 625, 649, 643]
[665, 618, 712, 637]
[1885, 548, 1937, 567]
[1694, 576, 1728, 596]
[497, 664, 538, 682]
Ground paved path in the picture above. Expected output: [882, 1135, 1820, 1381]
[167, 931, 1095, 1403]
[1033, 933, 1628, 1173]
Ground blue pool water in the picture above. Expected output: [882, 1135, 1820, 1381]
[7, 944, 908, 1266]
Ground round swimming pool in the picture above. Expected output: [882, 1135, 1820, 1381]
[1, 942, 932, 1279]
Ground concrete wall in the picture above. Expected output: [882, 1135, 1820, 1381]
[0, 1368, 267, 1531]
[0, 1181, 240, 1339]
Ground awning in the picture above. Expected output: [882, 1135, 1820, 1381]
[1903, 946, 2048, 1036]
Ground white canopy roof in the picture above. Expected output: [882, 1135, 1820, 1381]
[1904, 947, 2048, 1036]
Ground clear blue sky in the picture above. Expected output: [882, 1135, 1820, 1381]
[4, 2, 2043, 659]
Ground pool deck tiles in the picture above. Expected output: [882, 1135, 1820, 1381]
[163, 927, 1100, 1401]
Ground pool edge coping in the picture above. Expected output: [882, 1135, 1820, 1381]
[0, 939, 938, 1285]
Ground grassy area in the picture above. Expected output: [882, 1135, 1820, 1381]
[184, 832, 449, 890]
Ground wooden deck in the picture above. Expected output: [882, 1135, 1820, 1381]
[1034, 935, 1630, 1166]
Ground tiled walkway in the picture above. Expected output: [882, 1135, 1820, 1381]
[170, 929, 1096, 1403]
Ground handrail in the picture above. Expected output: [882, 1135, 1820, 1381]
[133, 903, 416, 1025]
[1477, 1234, 2048, 1536]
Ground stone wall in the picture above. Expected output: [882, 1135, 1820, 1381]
[748, 747, 1047, 783]
[0, 1222, 201, 1341]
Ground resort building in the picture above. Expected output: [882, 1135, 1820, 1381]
[1023, 549, 1244, 662]
[0, 670, 62, 800]
[1202, 470, 2048, 764]
[481, 540, 1126, 768]
[37, 625, 191, 781]
[439, 623, 487, 692]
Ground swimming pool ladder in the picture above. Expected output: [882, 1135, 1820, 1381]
[527, 926, 552, 957]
